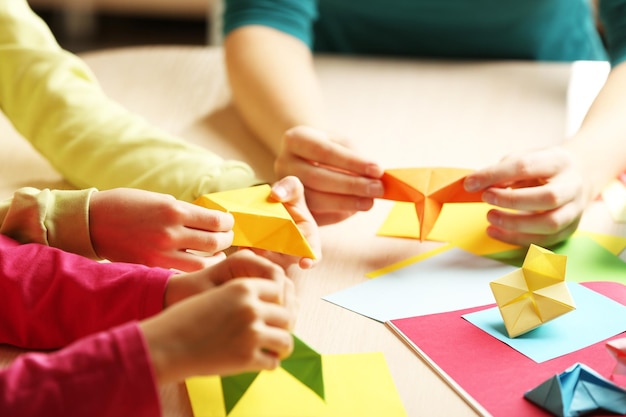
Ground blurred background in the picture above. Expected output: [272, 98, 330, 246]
[27, 0, 215, 52]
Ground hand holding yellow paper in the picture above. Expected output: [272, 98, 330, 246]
[489, 244, 575, 338]
[194, 185, 316, 259]
[380, 167, 482, 241]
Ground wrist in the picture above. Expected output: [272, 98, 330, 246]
[163, 270, 216, 309]
[140, 317, 176, 385]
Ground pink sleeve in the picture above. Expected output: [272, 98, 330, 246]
[0, 234, 173, 349]
[0, 321, 161, 417]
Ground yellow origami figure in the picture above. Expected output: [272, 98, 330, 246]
[489, 244, 575, 338]
[194, 184, 316, 259]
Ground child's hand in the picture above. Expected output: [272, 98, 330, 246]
[163, 249, 297, 315]
[464, 146, 586, 247]
[89, 188, 234, 271]
[140, 251, 297, 384]
[250, 176, 322, 270]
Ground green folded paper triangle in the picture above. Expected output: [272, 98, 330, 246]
[220, 335, 325, 414]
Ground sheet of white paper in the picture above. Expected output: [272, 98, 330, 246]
[323, 247, 517, 322]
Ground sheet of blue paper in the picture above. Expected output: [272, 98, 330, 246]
[463, 282, 626, 363]
[322, 247, 517, 322]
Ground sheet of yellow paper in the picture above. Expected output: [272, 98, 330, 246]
[377, 202, 518, 255]
[366, 244, 453, 278]
[376, 202, 421, 239]
[186, 352, 407, 417]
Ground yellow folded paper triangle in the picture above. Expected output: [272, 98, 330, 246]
[194, 185, 316, 259]
[489, 244, 575, 338]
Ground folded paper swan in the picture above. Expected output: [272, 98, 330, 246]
[489, 244, 575, 338]
[194, 184, 316, 259]
[380, 167, 482, 241]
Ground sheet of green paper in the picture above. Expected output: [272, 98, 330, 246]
[556, 236, 626, 283]
[576, 230, 626, 255]
[280, 336, 324, 399]
[488, 235, 626, 284]
[221, 373, 258, 414]
[186, 352, 407, 417]
[220, 335, 323, 414]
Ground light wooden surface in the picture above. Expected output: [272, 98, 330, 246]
[0, 46, 622, 416]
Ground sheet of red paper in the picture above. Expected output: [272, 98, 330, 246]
[387, 282, 626, 417]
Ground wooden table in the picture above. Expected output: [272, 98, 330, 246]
[1, 46, 622, 416]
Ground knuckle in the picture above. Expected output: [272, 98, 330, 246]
[540, 212, 563, 234]
[512, 158, 534, 178]
[152, 228, 177, 248]
[276, 333, 294, 358]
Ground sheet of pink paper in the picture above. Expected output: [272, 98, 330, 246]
[387, 282, 626, 417]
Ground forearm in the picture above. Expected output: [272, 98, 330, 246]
[225, 26, 327, 155]
[0, 234, 170, 349]
[563, 61, 626, 201]
[0, 322, 160, 417]
[0, 0, 260, 202]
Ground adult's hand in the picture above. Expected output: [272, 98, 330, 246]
[275, 126, 384, 225]
[464, 146, 588, 247]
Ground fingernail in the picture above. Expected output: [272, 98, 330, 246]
[464, 177, 480, 192]
[356, 198, 374, 210]
[486, 210, 501, 226]
[272, 185, 287, 200]
[483, 190, 497, 205]
[365, 164, 383, 178]
[368, 181, 384, 197]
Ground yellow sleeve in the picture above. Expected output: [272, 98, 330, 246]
[0, 187, 99, 259]
[0, 0, 261, 203]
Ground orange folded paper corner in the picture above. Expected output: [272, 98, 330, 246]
[381, 167, 482, 241]
[194, 184, 316, 259]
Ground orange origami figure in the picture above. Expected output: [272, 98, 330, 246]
[381, 168, 483, 241]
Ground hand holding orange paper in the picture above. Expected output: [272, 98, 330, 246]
[381, 167, 482, 241]
[489, 244, 575, 338]
[194, 185, 316, 259]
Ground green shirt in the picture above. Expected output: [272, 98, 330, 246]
[224, 0, 626, 66]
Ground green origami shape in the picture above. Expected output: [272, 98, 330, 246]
[220, 335, 325, 414]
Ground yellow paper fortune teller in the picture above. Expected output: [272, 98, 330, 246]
[194, 184, 316, 259]
[489, 244, 575, 338]
[380, 167, 482, 241]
